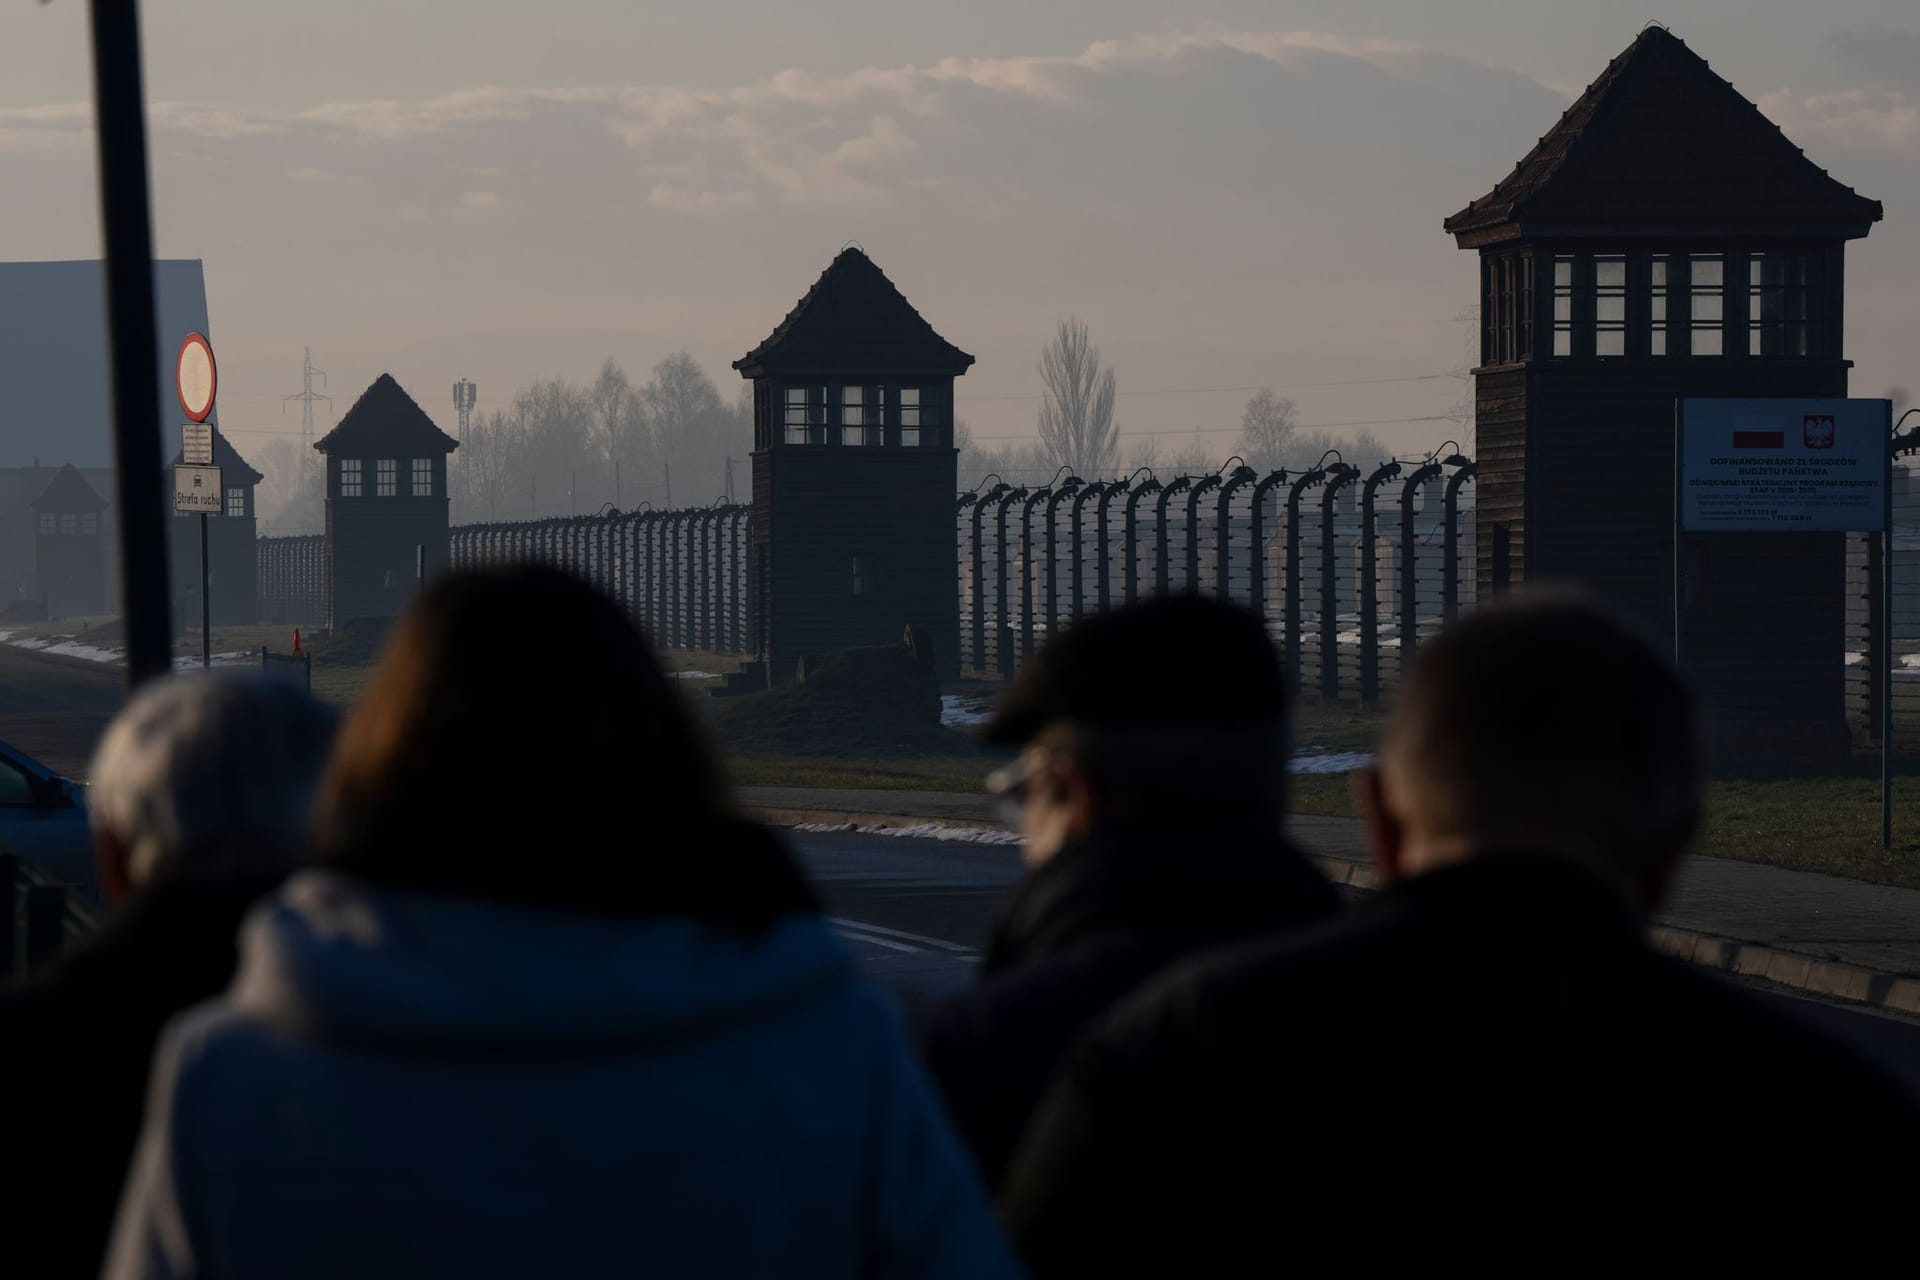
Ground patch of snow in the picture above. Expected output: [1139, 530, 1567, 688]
[792, 821, 1023, 847]
[940, 695, 993, 727]
[671, 670, 720, 681]
[1904, 654, 1920, 669]
[171, 651, 255, 672]
[34, 639, 122, 664]
[1289, 751, 1374, 775]
[0, 630, 257, 671]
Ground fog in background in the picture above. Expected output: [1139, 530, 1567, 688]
[2, 1, 1915, 529]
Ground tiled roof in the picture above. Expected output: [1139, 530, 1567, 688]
[1445, 27, 1883, 242]
[735, 248, 975, 377]
[31, 463, 106, 512]
[314, 373, 459, 456]
[168, 427, 263, 485]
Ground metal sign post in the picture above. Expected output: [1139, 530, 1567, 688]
[174, 461, 221, 669]
[176, 336, 219, 670]
[1676, 397, 1896, 848]
[200, 511, 210, 669]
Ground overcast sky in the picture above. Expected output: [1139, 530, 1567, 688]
[1, 1, 1915, 482]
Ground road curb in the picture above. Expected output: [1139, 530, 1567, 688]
[759, 805, 1920, 1019]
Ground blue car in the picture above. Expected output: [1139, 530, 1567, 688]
[0, 739, 93, 897]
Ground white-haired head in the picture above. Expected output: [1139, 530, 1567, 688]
[88, 673, 338, 893]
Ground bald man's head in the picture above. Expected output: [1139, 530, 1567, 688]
[1366, 592, 1702, 908]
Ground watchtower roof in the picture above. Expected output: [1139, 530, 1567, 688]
[735, 247, 975, 378]
[1445, 27, 1882, 246]
[32, 463, 106, 513]
[315, 373, 459, 456]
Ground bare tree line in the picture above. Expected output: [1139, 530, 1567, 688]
[254, 352, 750, 532]
[958, 317, 1393, 490]
[454, 354, 750, 523]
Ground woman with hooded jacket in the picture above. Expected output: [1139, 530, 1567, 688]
[106, 564, 1019, 1280]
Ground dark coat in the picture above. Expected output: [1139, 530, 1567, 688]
[1002, 854, 1920, 1271]
[0, 875, 281, 1280]
[916, 824, 1338, 1189]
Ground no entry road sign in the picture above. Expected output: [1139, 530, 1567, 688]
[177, 332, 217, 423]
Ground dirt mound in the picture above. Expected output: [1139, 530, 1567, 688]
[713, 642, 963, 757]
[302, 617, 394, 668]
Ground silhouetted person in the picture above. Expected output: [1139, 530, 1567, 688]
[106, 566, 1017, 1280]
[0, 675, 336, 1280]
[1003, 593, 1920, 1269]
[916, 595, 1336, 1189]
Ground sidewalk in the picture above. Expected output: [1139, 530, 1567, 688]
[742, 786, 1920, 1016]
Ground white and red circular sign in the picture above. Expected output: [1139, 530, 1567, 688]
[176, 332, 217, 423]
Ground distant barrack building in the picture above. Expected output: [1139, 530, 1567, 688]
[0, 259, 266, 628]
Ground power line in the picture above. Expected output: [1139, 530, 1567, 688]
[957, 371, 1454, 404]
[282, 348, 331, 494]
[961, 413, 1461, 444]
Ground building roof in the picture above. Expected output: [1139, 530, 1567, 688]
[1445, 27, 1883, 246]
[31, 463, 107, 513]
[314, 373, 459, 456]
[0, 259, 217, 469]
[168, 427, 263, 486]
[734, 247, 976, 378]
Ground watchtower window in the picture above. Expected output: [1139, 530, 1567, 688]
[81, 511, 97, 535]
[1551, 256, 1574, 357]
[1650, 255, 1671, 356]
[1593, 255, 1626, 356]
[376, 459, 398, 497]
[841, 385, 880, 447]
[412, 458, 433, 497]
[1517, 256, 1534, 360]
[900, 388, 923, 447]
[1689, 255, 1724, 356]
[225, 488, 245, 518]
[37, 513, 53, 535]
[1750, 252, 1812, 357]
[340, 459, 362, 498]
[59, 513, 77, 536]
[784, 386, 823, 445]
[1481, 253, 1533, 365]
[851, 553, 875, 596]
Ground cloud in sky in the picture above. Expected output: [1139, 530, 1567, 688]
[1758, 87, 1920, 155]
[0, 30, 1534, 213]
[0, 24, 1911, 473]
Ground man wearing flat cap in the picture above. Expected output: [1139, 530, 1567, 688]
[915, 594, 1336, 1190]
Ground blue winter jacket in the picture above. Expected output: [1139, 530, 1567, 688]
[105, 871, 1022, 1279]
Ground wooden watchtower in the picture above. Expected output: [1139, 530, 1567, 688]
[1446, 27, 1882, 764]
[735, 249, 974, 681]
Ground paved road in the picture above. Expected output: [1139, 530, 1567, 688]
[791, 829, 1920, 1093]
[0, 643, 124, 778]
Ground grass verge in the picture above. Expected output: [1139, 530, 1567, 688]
[1288, 772, 1920, 891]
[725, 753, 1007, 793]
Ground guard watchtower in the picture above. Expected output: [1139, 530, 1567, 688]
[1445, 27, 1882, 763]
[735, 249, 974, 681]
[315, 374, 458, 628]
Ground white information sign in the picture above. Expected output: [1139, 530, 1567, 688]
[1678, 398, 1890, 532]
[174, 463, 222, 515]
[182, 423, 213, 466]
